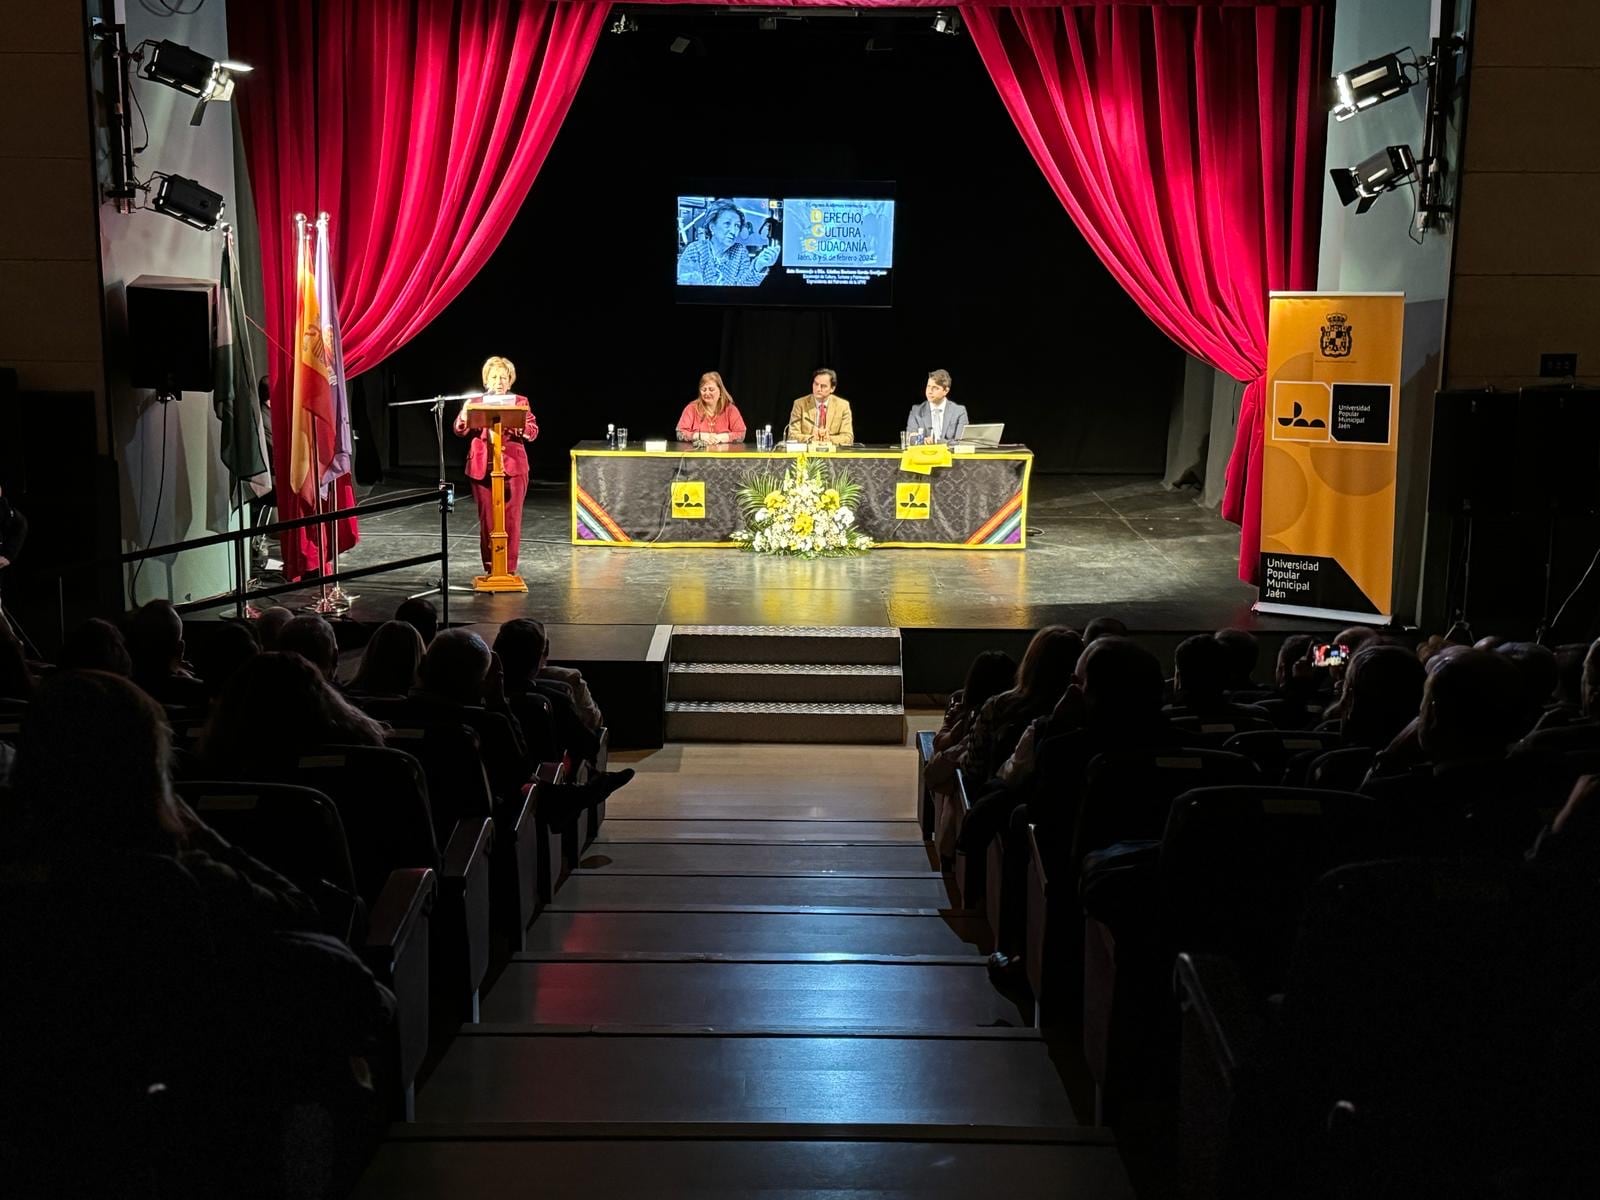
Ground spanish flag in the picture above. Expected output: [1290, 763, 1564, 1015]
[289, 213, 352, 507]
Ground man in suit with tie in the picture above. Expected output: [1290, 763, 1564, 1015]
[786, 367, 854, 445]
[905, 369, 968, 445]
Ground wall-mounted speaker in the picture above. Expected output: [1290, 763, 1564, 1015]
[126, 275, 215, 395]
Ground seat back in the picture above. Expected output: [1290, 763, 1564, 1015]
[1073, 748, 1259, 870]
[1222, 729, 1343, 782]
[177, 779, 362, 939]
[1279, 858, 1600, 1197]
[382, 720, 493, 841]
[1, 849, 218, 1196]
[1168, 712, 1273, 748]
[1305, 745, 1377, 792]
[1159, 785, 1390, 972]
[289, 745, 440, 907]
[1252, 696, 1331, 731]
[1362, 754, 1579, 858]
[506, 689, 561, 764]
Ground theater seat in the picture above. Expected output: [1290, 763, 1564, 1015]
[1177, 859, 1600, 1198]
[285, 746, 494, 1026]
[175, 779, 435, 1114]
[1083, 784, 1386, 1129]
[1221, 728, 1343, 784]
[2, 849, 217, 1198]
[382, 720, 540, 947]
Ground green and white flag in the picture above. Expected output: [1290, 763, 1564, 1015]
[216, 227, 272, 500]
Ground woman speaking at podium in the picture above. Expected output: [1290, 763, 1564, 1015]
[454, 355, 536, 574]
[676, 371, 746, 446]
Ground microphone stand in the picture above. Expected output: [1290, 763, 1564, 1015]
[390, 392, 479, 604]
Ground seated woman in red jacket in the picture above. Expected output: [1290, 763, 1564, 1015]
[676, 371, 746, 446]
[453, 355, 536, 574]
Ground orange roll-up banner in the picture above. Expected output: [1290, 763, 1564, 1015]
[1257, 292, 1404, 623]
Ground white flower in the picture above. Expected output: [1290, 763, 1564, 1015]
[838, 508, 854, 526]
[754, 509, 770, 525]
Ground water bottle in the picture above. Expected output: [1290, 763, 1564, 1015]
[762, 424, 773, 451]
[606, 423, 616, 449]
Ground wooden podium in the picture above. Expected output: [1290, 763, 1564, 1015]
[466, 397, 529, 593]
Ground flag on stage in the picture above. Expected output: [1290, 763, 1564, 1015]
[215, 227, 272, 501]
[289, 213, 353, 506]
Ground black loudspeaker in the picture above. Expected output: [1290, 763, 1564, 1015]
[126, 275, 215, 394]
[1429, 388, 1600, 516]
[1426, 388, 1600, 635]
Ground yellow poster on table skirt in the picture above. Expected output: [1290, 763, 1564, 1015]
[1258, 292, 1403, 622]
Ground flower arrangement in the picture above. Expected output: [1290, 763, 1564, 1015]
[731, 454, 873, 557]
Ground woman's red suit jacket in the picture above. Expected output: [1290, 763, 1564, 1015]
[460, 397, 537, 480]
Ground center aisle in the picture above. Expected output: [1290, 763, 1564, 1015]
[355, 745, 1134, 1197]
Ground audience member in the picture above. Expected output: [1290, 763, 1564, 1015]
[958, 626, 1084, 785]
[201, 653, 387, 776]
[347, 620, 424, 699]
[1213, 627, 1261, 693]
[1496, 641, 1560, 737]
[1083, 615, 1128, 645]
[415, 628, 632, 817]
[926, 649, 1016, 856]
[1168, 634, 1271, 724]
[1415, 649, 1526, 768]
[1542, 642, 1591, 728]
[394, 597, 439, 646]
[277, 614, 341, 682]
[124, 598, 209, 708]
[56, 617, 133, 677]
[0, 617, 34, 699]
[189, 621, 261, 702]
[493, 618, 604, 737]
[934, 649, 1017, 754]
[1333, 643, 1425, 749]
[6, 669, 396, 1193]
[964, 637, 1171, 850]
[254, 604, 293, 650]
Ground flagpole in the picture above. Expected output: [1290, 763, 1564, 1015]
[318, 212, 353, 614]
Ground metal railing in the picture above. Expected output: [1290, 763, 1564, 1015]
[119, 485, 454, 620]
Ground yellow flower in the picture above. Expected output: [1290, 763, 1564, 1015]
[820, 488, 841, 510]
[792, 512, 814, 536]
[764, 490, 784, 510]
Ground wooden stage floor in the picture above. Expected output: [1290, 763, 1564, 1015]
[251, 473, 1263, 634]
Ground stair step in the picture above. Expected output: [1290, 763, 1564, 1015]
[664, 700, 904, 745]
[671, 625, 902, 666]
[669, 661, 904, 704]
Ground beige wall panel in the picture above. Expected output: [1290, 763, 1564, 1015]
[1472, 0, 1600, 68]
[1445, 274, 1600, 385]
[0, 0, 85, 54]
[1453, 172, 1600, 275]
[0, 259, 103, 362]
[0, 156, 97, 260]
[1463, 68, 1600, 173]
[0, 52, 92, 159]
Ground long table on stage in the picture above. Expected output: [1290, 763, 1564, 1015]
[570, 442, 1033, 549]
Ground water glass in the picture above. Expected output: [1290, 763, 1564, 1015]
[899, 430, 909, 450]
[615, 427, 629, 449]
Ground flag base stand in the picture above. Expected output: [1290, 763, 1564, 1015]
[472, 572, 527, 594]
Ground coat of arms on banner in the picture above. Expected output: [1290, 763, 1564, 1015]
[1320, 312, 1353, 358]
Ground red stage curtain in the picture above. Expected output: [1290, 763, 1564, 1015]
[965, 4, 1331, 584]
[229, 0, 608, 580]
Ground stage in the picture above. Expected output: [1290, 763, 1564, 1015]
[251, 472, 1270, 638]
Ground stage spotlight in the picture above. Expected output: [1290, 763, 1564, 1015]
[933, 11, 963, 36]
[151, 174, 225, 231]
[1330, 145, 1417, 214]
[670, 36, 691, 54]
[758, 16, 778, 32]
[1330, 52, 1414, 121]
[609, 13, 638, 35]
[134, 39, 251, 127]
